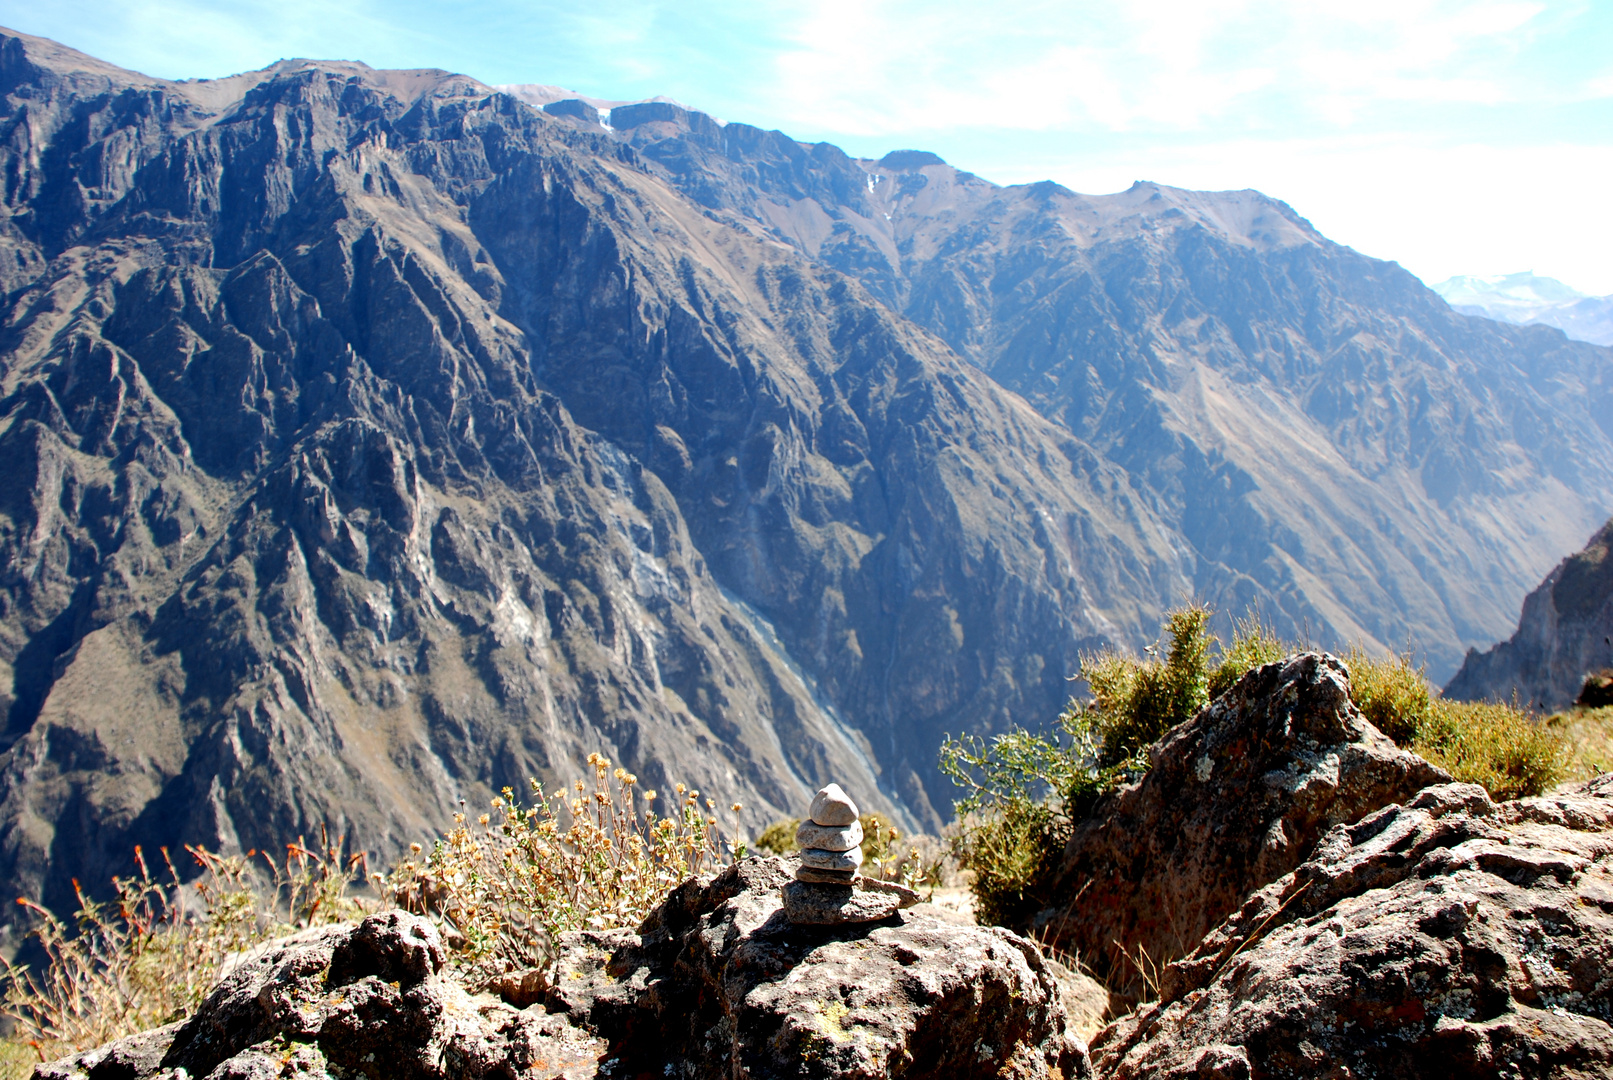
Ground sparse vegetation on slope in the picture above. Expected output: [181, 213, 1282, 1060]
[0, 756, 736, 1074]
[943, 606, 1576, 930]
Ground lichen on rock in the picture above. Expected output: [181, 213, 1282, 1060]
[1092, 775, 1613, 1078]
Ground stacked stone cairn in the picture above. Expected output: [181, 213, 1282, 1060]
[781, 783, 920, 925]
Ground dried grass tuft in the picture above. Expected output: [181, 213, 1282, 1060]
[1, 831, 368, 1071]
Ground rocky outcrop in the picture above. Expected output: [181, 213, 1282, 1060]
[547, 856, 1087, 1078]
[1092, 777, 1613, 1078]
[39, 859, 1088, 1080]
[1446, 517, 1613, 710]
[1033, 653, 1449, 995]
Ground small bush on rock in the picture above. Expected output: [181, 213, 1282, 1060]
[943, 605, 1572, 929]
[1, 754, 742, 1075]
[1347, 648, 1569, 799]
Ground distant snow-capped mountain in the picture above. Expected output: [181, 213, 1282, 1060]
[1433, 272, 1613, 346]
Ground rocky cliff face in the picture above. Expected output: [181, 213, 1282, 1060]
[2, 26, 1611, 913]
[1445, 518, 1613, 710]
[0, 29, 1190, 911]
[607, 114, 1613, 678]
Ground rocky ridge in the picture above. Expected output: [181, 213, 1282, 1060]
[1446, 516, 1613, 710]
[602, 108, 1613, 679]
[39, 860, 1089, 1080]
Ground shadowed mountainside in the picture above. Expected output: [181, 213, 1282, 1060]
[0, 30, 1193, 911]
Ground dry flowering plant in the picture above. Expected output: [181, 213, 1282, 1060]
[384, 753, 736, 987]
[1, 830, 369, 1065]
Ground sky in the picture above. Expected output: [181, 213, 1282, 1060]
[4, 0, 1611, 294]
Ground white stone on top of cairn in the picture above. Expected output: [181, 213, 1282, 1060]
[808, 784, 858, 827]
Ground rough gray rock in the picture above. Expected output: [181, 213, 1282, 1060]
[1446, 516, 1613, 710]
[1091, 776, 1613, 1078]
[35, 912, 608, 1080]
[38, 860, 1082, 1080]
[1033, 652, 1449, 997]
[780, 879, 904, 924]
[549, 856, 1088, 1078]
[809, 784, 860, 827]
[799, 847, 863, 872]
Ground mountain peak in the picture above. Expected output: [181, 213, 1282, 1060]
[877, 149, 947, 171]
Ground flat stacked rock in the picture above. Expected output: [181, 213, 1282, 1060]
[782, 784, 919, 924]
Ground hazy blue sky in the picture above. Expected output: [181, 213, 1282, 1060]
[5, 1, 1611, 292]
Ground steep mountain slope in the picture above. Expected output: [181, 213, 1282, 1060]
[1445, 518, 1613, 710]
[0, 30, 1192, 909]
[597, 105, 1613, 680]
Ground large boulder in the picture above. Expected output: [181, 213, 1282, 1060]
[37, 860, 1086, 1080]
[1034, 652, 1449, 996]
[1092, 776, 1613, 1078]
[548, 856, 1088, 1078]
[36, 911, 608, 1080]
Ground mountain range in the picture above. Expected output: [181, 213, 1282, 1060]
[1433, 271, 1613, 347]
[2, 27, 1611, 914]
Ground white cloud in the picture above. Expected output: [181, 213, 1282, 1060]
[761, 0, 1558, 135]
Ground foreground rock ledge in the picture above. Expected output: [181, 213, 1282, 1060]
[549, 856, 1087, 1077]
[38, 859, 1087, 1080]
[1093, 777, 1613, 1079]
[1035, 651, 1449, 997]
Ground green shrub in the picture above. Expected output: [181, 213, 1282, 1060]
[1346, 647, 1569, 797]
[753, 819, 801, 856]
[1344, 646, 1435, 746]
[1415, 699, 1569, 800]
[1080, 606, 1215, 769]
[1207, 612, 1290, 699]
